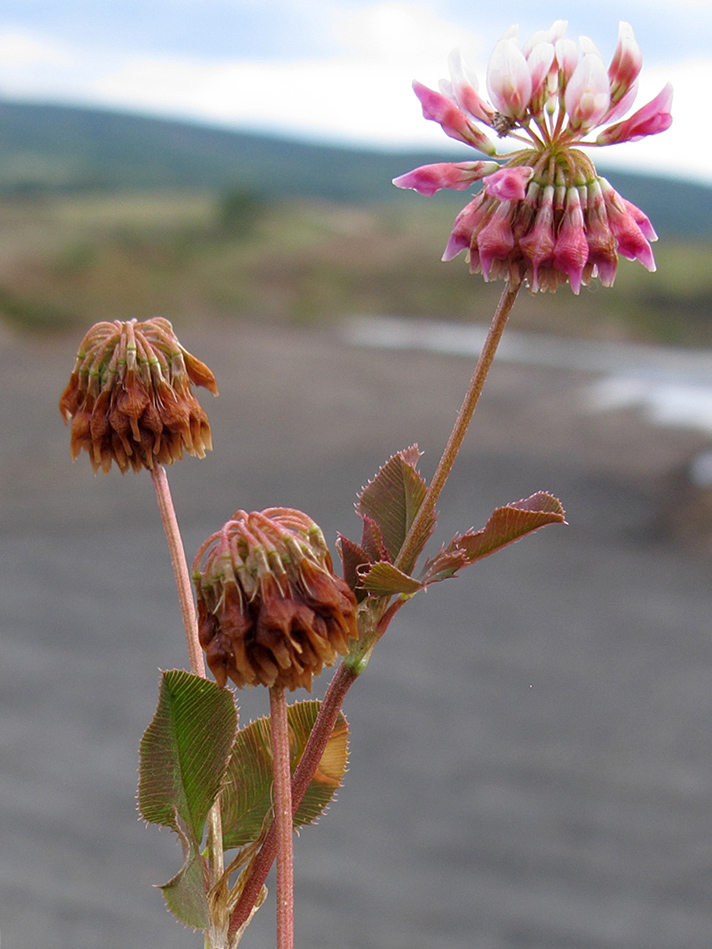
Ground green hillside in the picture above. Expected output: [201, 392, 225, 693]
[0, 99, 709, 239]
[0, 100, 709, 344]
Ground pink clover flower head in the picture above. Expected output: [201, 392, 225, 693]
[393, 20, 672, 293]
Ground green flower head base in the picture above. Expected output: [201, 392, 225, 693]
[394, 21, 673, 293]
[193, 508, 359, 691]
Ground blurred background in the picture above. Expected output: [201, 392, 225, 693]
[2, 1, 712, 948]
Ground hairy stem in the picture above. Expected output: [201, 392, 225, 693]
[270, 686, 295, 949]
[151, 464, 227, 948]
[229, 282, 521, 940]
[228, 664, 358, 938]
[395, 280, 521, 573]
[291, 664, 358, 802]
[151, 465, 206, 678]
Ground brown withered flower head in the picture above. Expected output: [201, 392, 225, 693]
[59, 317, 218, 474]
[193, 508, 359, 691]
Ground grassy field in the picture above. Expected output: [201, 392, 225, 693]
[1, 188, 710, 346]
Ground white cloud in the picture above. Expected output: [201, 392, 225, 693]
[331, 2, 482, 69]
[0, 6, 708, 187]
[89, 3, 481, 144]
[0, 27, 72, 69]
[92, 53, 426, 142]
[91, 1, 482, 139]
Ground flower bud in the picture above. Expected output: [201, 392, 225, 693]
[525, 41, 556, 108]
[554, 38, 579, 83]
[483, 166, 533, 201]
[518, 184, 556, 290]
[193, 508, 359, 691]
[522, 20, 568, 57]
[446, 49, 494, 124]
[477, 201, 516, 280]
[599, 179, 657, 271]
[59, 317, 217, 474]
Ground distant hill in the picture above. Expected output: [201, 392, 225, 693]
[0, 99, 709, 239]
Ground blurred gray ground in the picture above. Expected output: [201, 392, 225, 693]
[2, 317, 712, 949]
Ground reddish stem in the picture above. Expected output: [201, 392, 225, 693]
[229, 281, 521, 940]
[228, 664, 357, 938]
[270, 686, 295, 949]
[290, 664, 358, 804]
[395, 280, 520, 574]
[150, 465, 205, 677]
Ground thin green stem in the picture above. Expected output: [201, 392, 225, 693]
[270, 685, 295, 949]
[395, 280, 521, 574]
[150, 465, 205, 678]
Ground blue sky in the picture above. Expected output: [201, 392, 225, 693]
[0, 0, 710, 184]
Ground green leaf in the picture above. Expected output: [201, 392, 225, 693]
[422, 491, 566, 584]
[138, 669, 237, 844]
[220, 715, 273, 849]
[159, 812, 210, 931]
[356, 445, 435, 572]
[289, 701, 349, 828]
[357, 561, 424, 597]
[221, 700, 349, 850]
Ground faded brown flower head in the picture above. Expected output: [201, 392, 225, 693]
[193, 508, 359, 691]
[59, 317, 218, 474]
